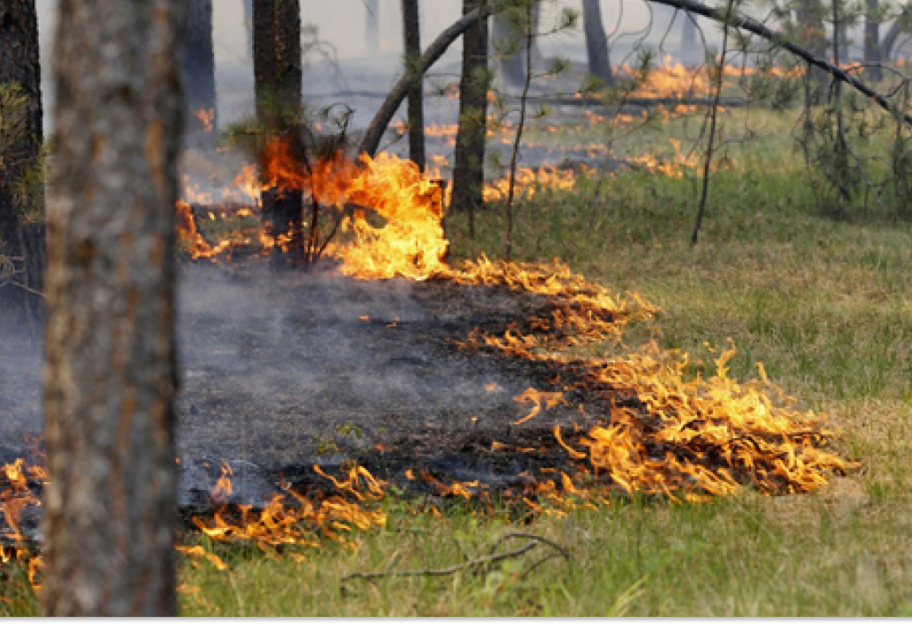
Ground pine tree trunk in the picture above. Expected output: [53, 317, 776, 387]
[183, 0, 218, 146]
[253, 0, 304, 268]
[0, 0, 44, 319]
[402, 0, 426, 171]
[41, 0, 182, 616]
[582, 0, 613, 86]
[451, 0, 489, 235]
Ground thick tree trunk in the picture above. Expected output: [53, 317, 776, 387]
[0, 0, 44, 320]
[582, 0, 613, 86]
[491, 2, 542, 88]
[253, 0, 304, 268]
[183, 0, 218, 146]
[366, 0, 379, 54]
[864, 0, 882, 81]
[42, 0, 182, 616]
[402, 0, 426, 171]
[451, 0, 489, 235]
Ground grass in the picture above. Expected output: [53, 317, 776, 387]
[6, 103, 912, 615]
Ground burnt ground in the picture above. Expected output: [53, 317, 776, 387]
[0, 261, 614, 516]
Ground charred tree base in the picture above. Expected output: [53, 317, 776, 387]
[261, 187, 304, 270]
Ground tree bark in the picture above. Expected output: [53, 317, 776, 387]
[0, 0, 44, 319]
[360, 2, 499, 157]
[182, 0, 217, 146]
[402, 0, 426, 171]
[451, 0, 489, 235]
[253, 0, 304, 268]
[582, 0, 613, 86]
[42, 0, 182, 616]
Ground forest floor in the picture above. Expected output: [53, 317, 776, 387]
[4, 95, 912, 615]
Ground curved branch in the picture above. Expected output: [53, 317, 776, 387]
[358, 2, 497, 157]
[647, 0, 912, 126]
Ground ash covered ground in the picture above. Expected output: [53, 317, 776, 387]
[0, 262, 609, 509]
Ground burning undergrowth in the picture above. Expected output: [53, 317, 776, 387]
[0, 147, 854, 580]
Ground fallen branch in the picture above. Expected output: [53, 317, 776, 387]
[341, 533, 569, 583]
[647, 0, 912, 126]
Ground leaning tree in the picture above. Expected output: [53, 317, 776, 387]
[42, 0, 183, 615]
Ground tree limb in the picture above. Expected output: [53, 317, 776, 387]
[647, 0, 912, 126]
[358, 2, 498, 157]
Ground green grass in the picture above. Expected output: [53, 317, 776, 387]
[7, 105, 912, 615]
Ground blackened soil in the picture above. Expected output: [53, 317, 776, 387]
[0, 261, 616, 513]
[175, 262, 614, 503]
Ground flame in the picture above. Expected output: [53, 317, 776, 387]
[194, 108, 215, 133]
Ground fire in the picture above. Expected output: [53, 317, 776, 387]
[194, 108, 215, 133]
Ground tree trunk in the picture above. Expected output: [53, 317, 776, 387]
[0, 0, 44, 320]
[582, 0, 613, 86]
[253, 0, 304, 268]
[183, 0, 218, 146]
[41, 0, 182, 615]
[366, 0, 379, 54]
[491, 1, 542, 89]
[402, 0, 426, 171]
[451, 0, 489, 236]
[864, 0, 882, 81]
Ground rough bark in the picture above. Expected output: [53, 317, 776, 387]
[41, 0, 182, 616]
[360, 2, 498, 157]
[451, 0, 489, 234]
[582, 0, 613, 86]
[0, 0, 44, 318]
[182, 0, 217, 145]
[253, 0, 304, 268]
[402, 0, 426, 171]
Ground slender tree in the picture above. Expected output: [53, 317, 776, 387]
[451, 0, 490, 235]
[253, 0, 304, 268]
[402, 0, 426, 171]
[0, 0, 44, 320]
[582, 0, 613, 86]
[183, 0, 218, 145]
[42, 0, 183, 615]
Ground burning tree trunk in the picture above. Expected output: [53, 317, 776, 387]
[451, 0, 490, 235]
[582, 0, 613, 87]
[253, 0, 305, 268]
[182, 0, 218, 146]
[402, 0, 426, 172]
[42, 0, 182, 616]
[0, 0, 44, 322]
